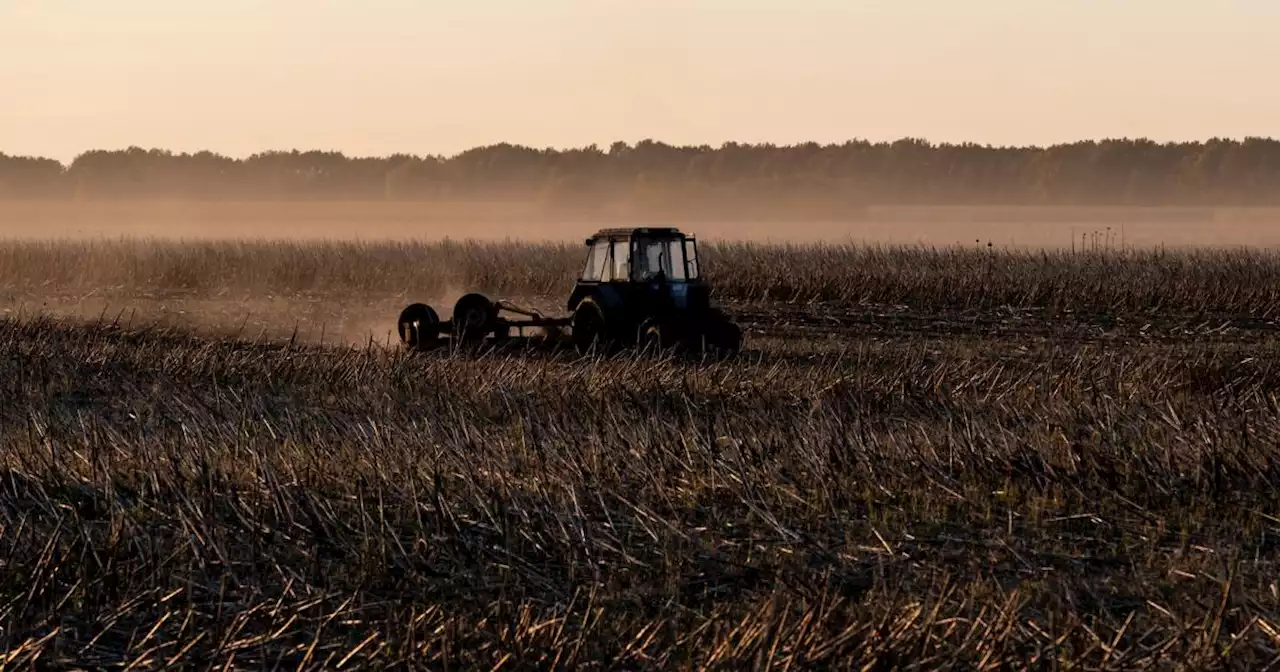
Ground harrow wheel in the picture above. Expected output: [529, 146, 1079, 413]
[452, 293, 498, 345]
[397, 303, 440, 350]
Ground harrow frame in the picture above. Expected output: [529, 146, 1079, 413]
[397, 293, 570, 350]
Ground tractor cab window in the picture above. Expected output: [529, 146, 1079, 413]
[632, 236, 688, 282]
[683, 239, 699, 279]
[581, 239, 610, 281]
[667, 239, 688, 281]
[610, 240, 630, 282]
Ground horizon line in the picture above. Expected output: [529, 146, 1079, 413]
[5, 134, 1280, 166]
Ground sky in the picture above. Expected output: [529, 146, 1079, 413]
[1, 0, 1278, 163]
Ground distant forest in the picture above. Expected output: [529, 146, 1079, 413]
[2, 138, 1279, 215]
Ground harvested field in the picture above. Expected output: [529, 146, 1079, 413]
[2, 237, 1280, 668]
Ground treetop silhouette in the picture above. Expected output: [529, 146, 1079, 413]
[2, 138, 1278, 211]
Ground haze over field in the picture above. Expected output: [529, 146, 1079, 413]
[4, 201, 1280, 250]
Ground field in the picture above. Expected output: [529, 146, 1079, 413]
[3, 225, 1280, 667]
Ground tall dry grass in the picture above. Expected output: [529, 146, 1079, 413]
[4, 238, 1280, 319]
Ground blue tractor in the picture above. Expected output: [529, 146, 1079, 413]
[397, 227, 742, 354]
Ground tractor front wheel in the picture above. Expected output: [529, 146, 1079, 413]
[637, 317, 673, 354]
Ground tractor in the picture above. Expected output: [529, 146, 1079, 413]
[396, 226, 742, 354]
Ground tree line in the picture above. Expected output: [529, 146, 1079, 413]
[2, 138, 1279, 213]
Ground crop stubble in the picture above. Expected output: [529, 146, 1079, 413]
[1, 238, 1279, 668]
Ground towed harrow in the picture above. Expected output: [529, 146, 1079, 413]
[396, 226, 742, 354]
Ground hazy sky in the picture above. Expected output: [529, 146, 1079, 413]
[2, 1, 1278, 162]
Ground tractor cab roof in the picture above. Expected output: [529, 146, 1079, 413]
[585, 227, 691, 243]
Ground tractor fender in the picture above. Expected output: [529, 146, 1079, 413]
[568, 284, 622, 314]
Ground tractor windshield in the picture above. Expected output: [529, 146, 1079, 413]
[632, 236, 689, 282]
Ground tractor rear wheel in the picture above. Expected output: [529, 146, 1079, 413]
[397, 303, 440, 350]
[572, 298, 609, 353]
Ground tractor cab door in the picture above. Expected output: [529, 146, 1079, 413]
[631, 235, 693, 283]
[629, 234, 696, 313]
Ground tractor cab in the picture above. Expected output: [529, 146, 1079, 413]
[568, 227, 705, 311]
[566, 227, 739, 352]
